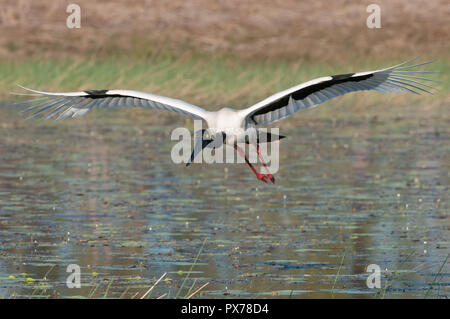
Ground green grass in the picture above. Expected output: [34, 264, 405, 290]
[331, 250, 346, 298]
[1, 54, 448, 112]
[1, 239, 210, 299]
[425, 253, 449, 299]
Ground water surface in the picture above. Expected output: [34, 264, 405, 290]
[0, 104, 448, 298]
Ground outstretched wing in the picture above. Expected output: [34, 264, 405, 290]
[14, 87, 210, 121]
[242, 57, 438, 125]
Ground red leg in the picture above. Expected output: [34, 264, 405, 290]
[234, 144, 270, 183]
[256, 145, 275, 183]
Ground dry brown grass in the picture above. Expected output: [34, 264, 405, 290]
[1, 0, 448, 62]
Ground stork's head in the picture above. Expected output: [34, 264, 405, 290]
[185, 129, 226, 167]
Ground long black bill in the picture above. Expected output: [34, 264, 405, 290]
[186, 129, 214, 167]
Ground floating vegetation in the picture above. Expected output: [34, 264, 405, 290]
[0, 97, 449, 298]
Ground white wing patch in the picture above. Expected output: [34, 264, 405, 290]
[244, 58, 437, 125]
[15, 88, 209, 121]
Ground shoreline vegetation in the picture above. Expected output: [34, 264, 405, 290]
[1, 54, 448, 109]
[1, 1, 448, 61]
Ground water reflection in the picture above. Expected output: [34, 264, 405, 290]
[0, 105, 448, 298]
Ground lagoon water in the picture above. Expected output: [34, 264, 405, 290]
[0, 104, 448, 298]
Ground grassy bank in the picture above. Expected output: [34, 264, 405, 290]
[1, 55, 448, 113]
[2, 1, 448, 62]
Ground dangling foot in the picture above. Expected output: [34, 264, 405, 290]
[234, 144, 275, 184]
[256, 172, 270, 184]
[256, 145, 275, 184]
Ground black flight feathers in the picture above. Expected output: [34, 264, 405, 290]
[251, 73, 373, 119]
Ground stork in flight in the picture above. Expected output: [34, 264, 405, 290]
[14, 57, 436, 183]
